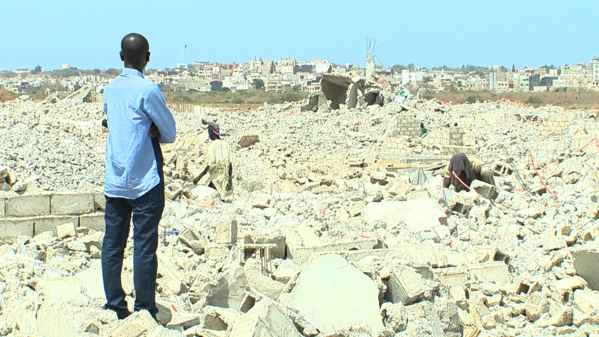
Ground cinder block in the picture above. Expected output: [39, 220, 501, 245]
[34, 216, 78, 235]
[79, 213, 105, 232]
[434, 267, 469, 286]
[93, 192, 105, 211]
[386, 265, 425, 305]
[0, 218, 34, 237]
[205, 245, 230, 259]
[51, 193, 94, 215]
[472, 174, 489, 194]
[469, 262, 510, 284]
[6, 194, 50, 217]
[215, 217, 237, 244]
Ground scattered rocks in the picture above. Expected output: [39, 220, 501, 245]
[0, 96, 598, 336]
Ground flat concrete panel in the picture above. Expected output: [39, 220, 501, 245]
[51, 193, 94, 215]
[572, 249, 599, 291]
[0, 218, 34, 237]
[34, 216, 78, 235]
[79, 213, 105, 232]
[0, 198, 4, 216]
[6, 194, 50, 217]
[289, 254, 383, 334]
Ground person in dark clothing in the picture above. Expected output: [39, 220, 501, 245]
[442, 153, 477, 192]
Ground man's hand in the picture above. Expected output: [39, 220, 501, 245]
[149, 124, 160, 138]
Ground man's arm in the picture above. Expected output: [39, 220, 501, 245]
[193, 166, 209, 185]
[145, 86, 176, 143]
[442, 163, 451, 188]
[443, 177, 451, 188]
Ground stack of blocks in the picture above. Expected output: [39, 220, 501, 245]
[0, 191, 105, 238]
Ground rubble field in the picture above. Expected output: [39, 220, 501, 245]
[1, 93, 599, 337]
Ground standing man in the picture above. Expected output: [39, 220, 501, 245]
[102, 33, 176, 320]
[192, 124, 232, 199]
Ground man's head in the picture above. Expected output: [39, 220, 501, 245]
[208, 124, 220, 140]
[120, 33, 150, 72]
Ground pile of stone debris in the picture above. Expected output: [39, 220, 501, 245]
[1, 95, 599, 336]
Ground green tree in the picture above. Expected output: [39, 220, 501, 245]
[30, 65, 42, 74]
[252, 78, 264, 90]
[105, 68, 121, 76]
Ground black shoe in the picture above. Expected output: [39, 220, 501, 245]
[104, 304, 132, 320]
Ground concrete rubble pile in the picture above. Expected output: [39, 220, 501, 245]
[1, 94, 599, 336]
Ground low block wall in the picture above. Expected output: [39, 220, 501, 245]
[0, 191, 105, 238]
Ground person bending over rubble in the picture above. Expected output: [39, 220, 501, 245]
[442, 153, 495, 192]
[193, 124, 233, 199]
[101, 33, 176, 320]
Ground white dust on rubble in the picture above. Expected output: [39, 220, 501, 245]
[1, 96, 599, 336]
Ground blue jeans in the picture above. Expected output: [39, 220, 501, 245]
[102, 182, 164, 318]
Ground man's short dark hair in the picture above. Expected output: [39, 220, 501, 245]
[121, 33, 149, 68]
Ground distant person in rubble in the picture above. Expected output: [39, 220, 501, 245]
[101, 33, 176, 321]
[420, 122, 428, 136]
[193, 124, 233, 199]
[442, 153, 495, 192]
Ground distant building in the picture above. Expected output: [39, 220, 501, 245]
[313, 60, 331, 74]
[591, 56, 599, 87]
[250, 58, 274, 74]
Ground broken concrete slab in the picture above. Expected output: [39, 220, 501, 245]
[105, 310, 158, 337]
[385, 265, 425, 305]
[363, 198, 447, 232]
[230, 299, 301, 337]
[572, 247, 599, 291]
[287, 254, 383, 334]
[206, 265, 247, 310]
[238, 134, 260, 148]
[287, 238, 380, 264]
[36, 307, 80, 337]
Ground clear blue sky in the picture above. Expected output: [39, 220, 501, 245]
[1, 0, 597, 71]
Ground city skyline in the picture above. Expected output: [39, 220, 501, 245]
[1, 0, 597, 72]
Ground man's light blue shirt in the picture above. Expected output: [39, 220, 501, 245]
[103, 68, 176, 199]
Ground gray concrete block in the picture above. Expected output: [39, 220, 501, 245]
[93, 192, 105, 211]
[0, 217, 34, 237]
[79, 213, 105, 232]
[35, 216, 78, 235]
[6, 194, 50, 217]
[470, 180, 497, 199]
[386, 265, 425, 305]
[51, 193, 94, 215]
